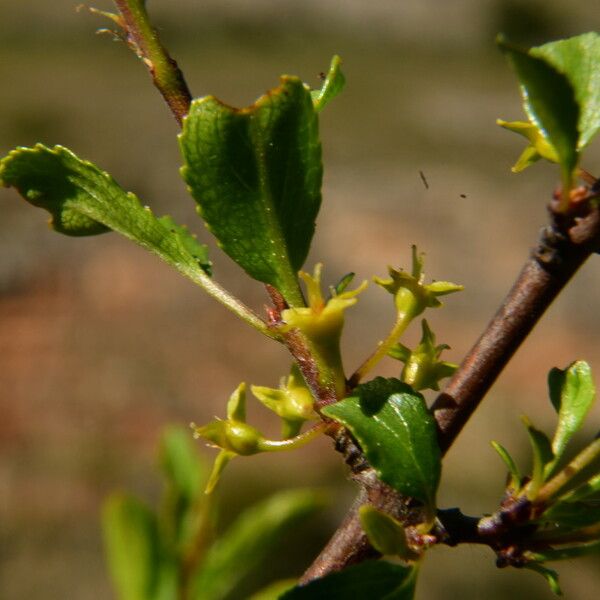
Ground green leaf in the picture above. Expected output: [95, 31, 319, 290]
[281, 560, 418, 600]
[102, 493, 163, 600]
[490, 440, 522, 490]
[522, 416, 554, 499]
[323, 378, 441, 511]
[524, 563, 563, 596]
[0, 144, 211, 278]
[532, 33, 600, 149]
[498, 36, 580, 188]
[547, 361, 596, 474]
[158, 426, 206, 549]
[359, 505, 411, 558]
[311, 55, 346, 112]
[528, 540, 600, 563]
[496, 119, 560, 171]
[190, 489, 327, 600]
[179, 76, 322, 306]
[249, 579, 297, 600]
[561, 473, 600, 502]
[542, 500, 600, 529]
[160, 426, 204, 506]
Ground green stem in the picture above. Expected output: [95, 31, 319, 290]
[185, 266, 281, 341]
[259, 423, 326, 452]
[536, 438, 600, 504]
[350, 294, 420, 385]
[113, 0, 192, 124]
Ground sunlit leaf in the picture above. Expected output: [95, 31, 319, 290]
[532, 33, 600, 149]
[311, 55, 346, 112]
[0, 144, 211, 279]
[180, 77, 322, 306]
[547, 361, 596, 476]
[323, 378, 441, 511]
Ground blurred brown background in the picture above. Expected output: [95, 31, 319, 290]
[1, 1, 600, 598]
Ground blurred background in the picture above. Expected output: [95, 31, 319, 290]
[1, 1, 600, 598]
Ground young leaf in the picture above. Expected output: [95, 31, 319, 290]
[498, 36, 580, 190]
[311, 55, 346, 112]
[528, 540, 600, 563]
[281, 560, 418, 600]
[323, 378, 441, 511]
[521, 416, 554, 499]
[496, 119, 560, 171]
[330, 271, 356, 297]
[102, 493, 164, 600]
[179, 76, 322, 306]
[189, 489, 327, 600]
[523, 563, 563, 596]
[490, 440, 522, 490]
[547, 361, 596, 474]
[359, 505, 411, 558]
[0, 144, 211, 276]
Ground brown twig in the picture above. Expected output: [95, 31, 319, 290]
[432, 191, 600, 454]
[301, 187, 600, 583]
[113, 0, 192, 124]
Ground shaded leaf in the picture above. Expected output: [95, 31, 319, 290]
[547, 361, 596, 474]
[561, 473, 600, 502]
[159, 427, 206, 549]
[190, 489, 327, 600]
[528, 540, 600, 563]
[323, 378, 441, 510]
[160, 426, 204, 506]
[102, 493, 164, 600]
[180, 77, 322, 306]
[359, 505, 411, 558]
[0, 144, 211, 278]
[281, 560, 418, 600]
[542, 500, 600, 529]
